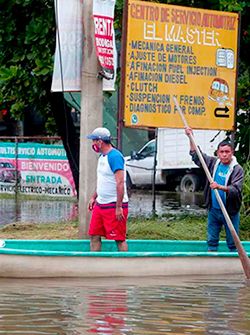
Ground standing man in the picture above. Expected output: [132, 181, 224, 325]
[87, 127, 128, 251]
[185, 127, 244, 252]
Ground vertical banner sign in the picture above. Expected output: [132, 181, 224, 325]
[51, 0, 116, 92]
[51, 0, 83, 92]
[93, 0, 117, 91]
[123, 0, 239, 130]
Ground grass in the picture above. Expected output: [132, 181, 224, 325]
[128, 214, 250, 240]
[0, 221, 79, 239]
[0, 193, 77, 202]
[128, 215, 207, 240]
[1, 161, 249, 241]
[0, 214, 249, 240]
[1, 175, 249, 241]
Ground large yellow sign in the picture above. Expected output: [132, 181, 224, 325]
[123, 0, 239, 130]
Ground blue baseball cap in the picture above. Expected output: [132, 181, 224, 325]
[87, 127, 112, 141]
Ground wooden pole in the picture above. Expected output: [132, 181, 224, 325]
[79, 0, 103, 237]
[152, 128, 158, 216]
[173, 96, 250, 280]
[117, 0, 129, 151]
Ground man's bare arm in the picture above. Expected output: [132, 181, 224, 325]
[184, 127, 196, 151]
[115, 170, 125, 221]
[88, 191, 97, 211]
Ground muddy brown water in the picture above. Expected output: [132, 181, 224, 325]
[0, 190, 205, 226]
[0, 275, 249, 334]
[0, 194, 249, 334]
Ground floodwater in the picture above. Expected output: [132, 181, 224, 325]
[0, 275, 249, 334]
[0, 198, 79, 226]
[0, 190, 205, 225]
[0, 190, 205, 226]
[0, 192, 249, 334]
[129, 189, 205, 216]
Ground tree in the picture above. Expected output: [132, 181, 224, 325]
[0, 0, 249, 193]
[0, 0, 79, 194]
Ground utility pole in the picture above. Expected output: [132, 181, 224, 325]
[79, 0, 103, 237]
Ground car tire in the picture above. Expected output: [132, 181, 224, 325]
[126, 172, 133, 189]
[180, 174, 200, 192]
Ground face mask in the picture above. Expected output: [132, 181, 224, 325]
[92, 143, 101, 153]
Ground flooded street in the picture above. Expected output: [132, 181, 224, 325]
[0, 190, 206, 226]
[129, 189, 205, 216]
[0, 197, 78, 226]
[0, 275, 249, 334]
[0, 192, 249, 335]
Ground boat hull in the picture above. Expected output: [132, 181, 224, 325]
[0, 240, 249, 278]
[0, 254, 246, 278]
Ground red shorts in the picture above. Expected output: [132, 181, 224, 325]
[88, 202, 128, 241]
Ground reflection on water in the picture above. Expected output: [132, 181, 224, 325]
[0, 190, 205, 226]
[0, 275, 249, 335]
[0, 198, 78, 226]
[129, 189, 206, 216]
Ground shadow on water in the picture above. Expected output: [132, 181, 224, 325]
[0, 189, 206, 226]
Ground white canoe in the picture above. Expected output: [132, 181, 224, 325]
[0, 239, 249, 278]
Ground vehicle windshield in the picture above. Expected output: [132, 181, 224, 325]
[138, 140, 156, 158]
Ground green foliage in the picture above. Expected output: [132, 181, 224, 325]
[219, 0, 250, 164]
[0, 0, 249, 158]
[241, 161, 250, 232]
[219, 0, 247, 11]
[0, 0, 55, 127]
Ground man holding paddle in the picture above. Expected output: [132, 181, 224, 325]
[185, 127, 244, 252]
